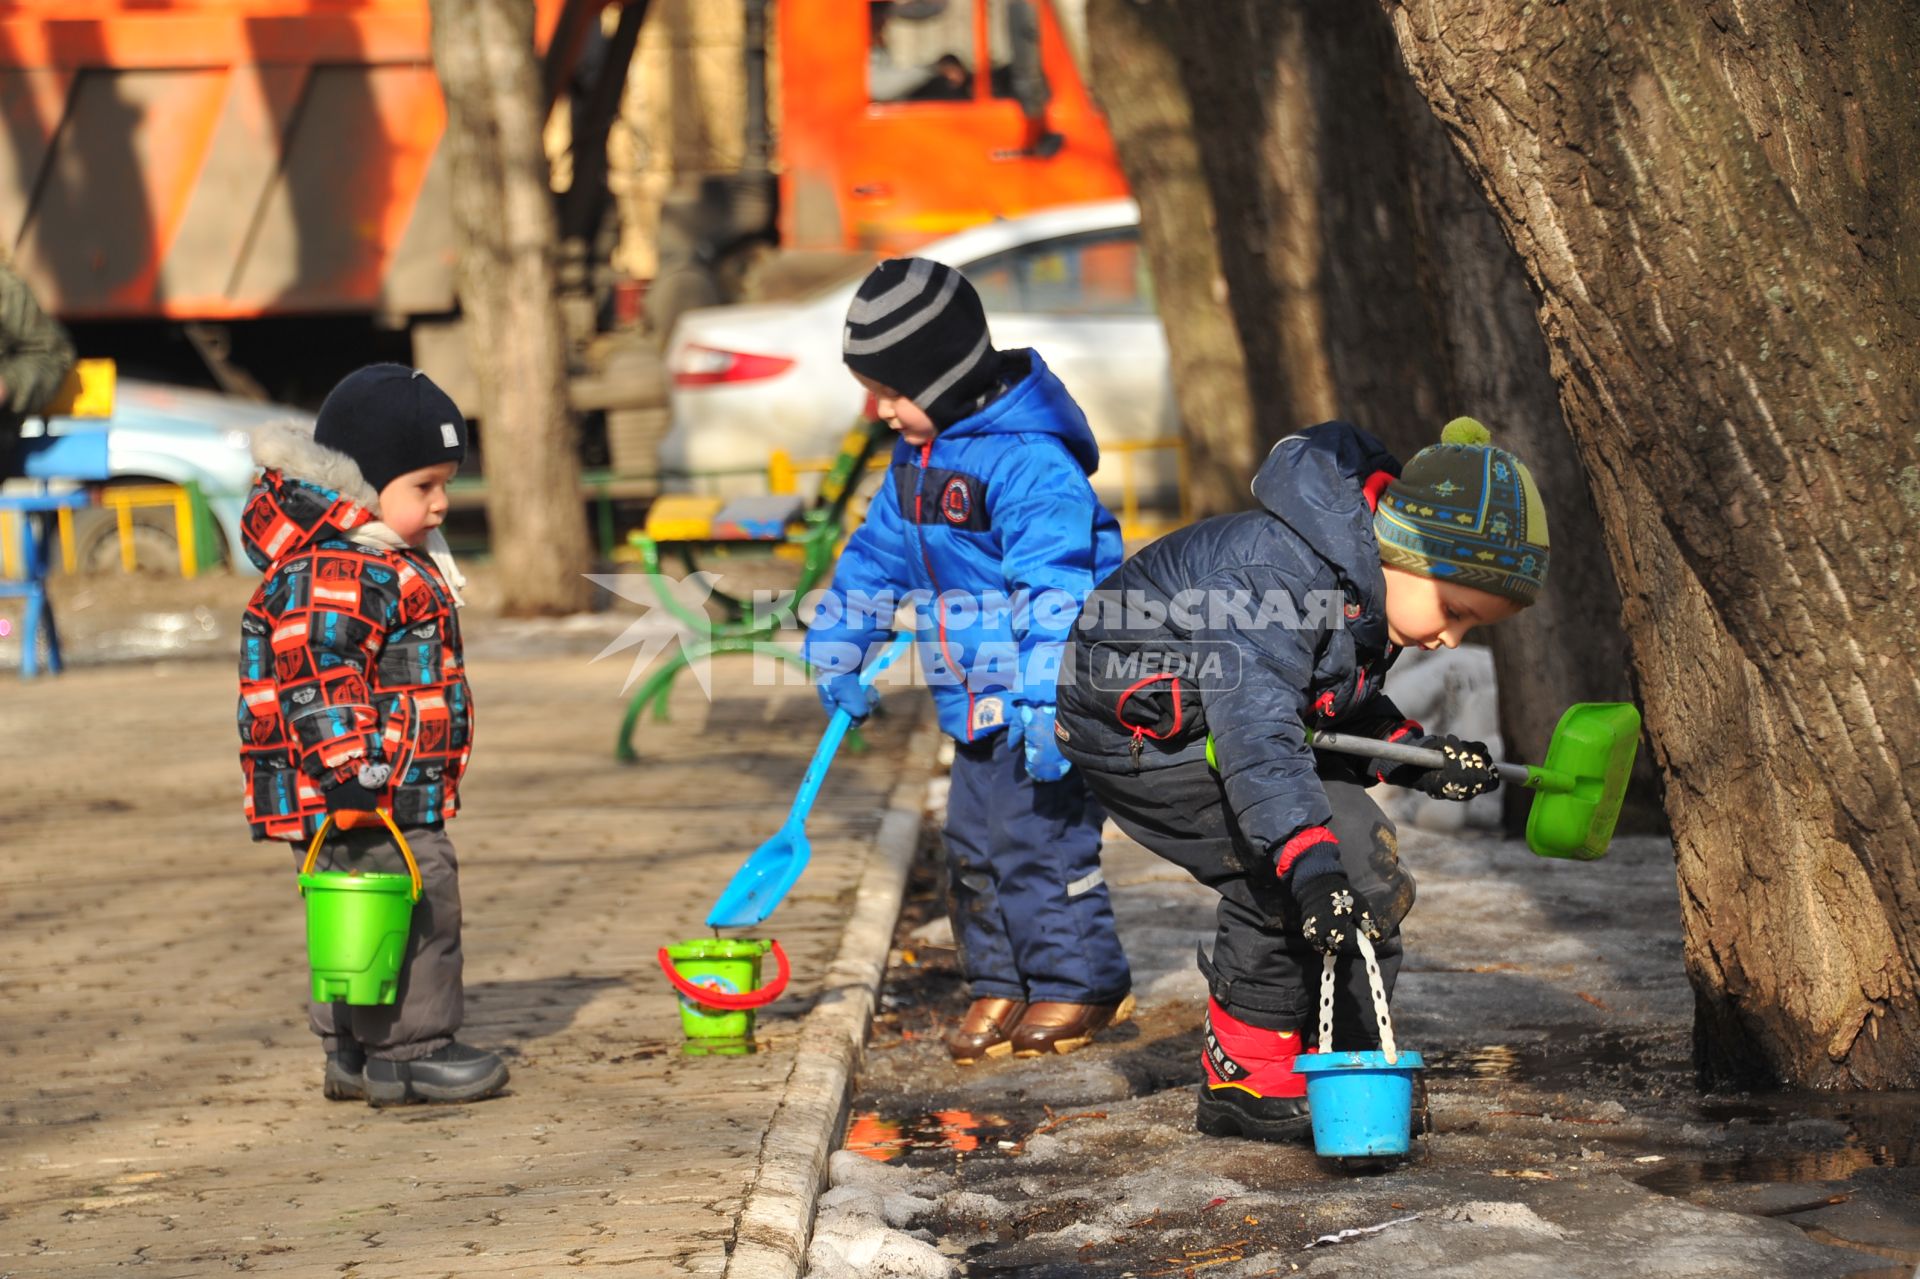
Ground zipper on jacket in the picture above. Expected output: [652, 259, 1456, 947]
[913, 439, 976, 740]
[1115, 671, 1182, 775]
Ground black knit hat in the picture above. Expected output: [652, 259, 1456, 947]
[313, 364, 468, 495]
[843, 258, 1002, 427]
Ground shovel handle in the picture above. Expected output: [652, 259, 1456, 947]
[301, 810, 422, 901]
[656, 940, 791, 1011]
[1306, 731, 1556, 791]
[792, 632, 915, 821]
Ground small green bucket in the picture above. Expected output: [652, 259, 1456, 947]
[657, 938, 791, 1055]
[298, 812, 422, 1007]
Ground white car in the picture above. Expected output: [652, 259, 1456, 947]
[658, 199, 1179, 506]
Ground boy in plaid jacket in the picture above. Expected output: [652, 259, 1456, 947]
[238, 364, 504, 1107]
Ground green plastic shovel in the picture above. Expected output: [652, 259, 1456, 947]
[1306, 702, 1641, 860]
[1206, 702, 1642, 860]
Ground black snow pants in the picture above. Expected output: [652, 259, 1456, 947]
[1073, 757, 1414, 1047]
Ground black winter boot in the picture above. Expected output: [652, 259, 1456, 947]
[1192, 999, 1312, 1142]
[324, 1046, 367, 1101]
[364, 1042, 508, 1107]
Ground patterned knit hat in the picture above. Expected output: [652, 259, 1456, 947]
[1373, 417, 1550, 604]
[843, 257, 1002, 427]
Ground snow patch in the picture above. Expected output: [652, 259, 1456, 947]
[1445, 1201, 1567, 1237]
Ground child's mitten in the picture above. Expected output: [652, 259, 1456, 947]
[815, 670, 877, 724]
[1398, 734, 1500, 801]
[1292, 871, 1382, 957]
[1011, 703, 1072, 782]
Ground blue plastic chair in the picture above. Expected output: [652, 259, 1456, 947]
[2, 429, 110, 678]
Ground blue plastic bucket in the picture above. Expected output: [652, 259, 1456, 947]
[1293, 1049, 1425, 1157]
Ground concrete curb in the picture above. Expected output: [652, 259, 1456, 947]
[724, 722, 941, 1279]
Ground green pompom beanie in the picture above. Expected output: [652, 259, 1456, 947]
[1373, 417, 1550, 605]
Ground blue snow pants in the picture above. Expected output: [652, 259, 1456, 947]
[943, 732, 1132, 1005]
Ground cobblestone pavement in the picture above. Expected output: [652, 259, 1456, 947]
[0, 652, 932, 1277]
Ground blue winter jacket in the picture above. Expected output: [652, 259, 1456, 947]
[804, 350, 1123, 743]
[1054, 421, 1420, 880]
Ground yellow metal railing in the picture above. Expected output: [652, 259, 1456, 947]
[770, 435, 1194, 541]
[1103, 436, 1193, 540]
[1, 483, 212, 579]
[98, 484, 204, 578]
[605, 432, 1194, 565]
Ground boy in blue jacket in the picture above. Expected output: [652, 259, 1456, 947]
[804, 257, 1133, 1064]
[1054, 418, 1546, 1140]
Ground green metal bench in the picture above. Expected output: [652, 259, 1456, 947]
[614, 418, 894, 761]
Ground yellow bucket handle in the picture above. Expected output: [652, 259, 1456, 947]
[301, 810, 423, 902]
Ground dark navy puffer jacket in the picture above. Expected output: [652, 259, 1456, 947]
[1055, 421, 1420, 880]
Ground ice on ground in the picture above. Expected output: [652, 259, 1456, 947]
[827, 1149, 948, 1196]
[935, 1190, 1011, 1224]
[1445, 1201, 1567, 1237]
[805, 1213, 955, 1279]
[905, 914, 954, 947]
[811, 1154, 957, 1277]
[818, 1183, 941, 1228]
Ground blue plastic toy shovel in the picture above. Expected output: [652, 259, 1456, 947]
[706, 632, 914, 929]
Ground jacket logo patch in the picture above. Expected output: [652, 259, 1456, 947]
[1344, 601, 1362, 620]
[941, 477, 973, 525]
[971, 696, 1005, 731]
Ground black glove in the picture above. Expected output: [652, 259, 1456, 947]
[1292, 872, 1382, 957]
[1399, 734, 1500, 801]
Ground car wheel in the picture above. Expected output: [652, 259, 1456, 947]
[69, 505, 186, 575]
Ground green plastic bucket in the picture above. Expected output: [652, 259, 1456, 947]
[657, 938, 791, 1055]
[298, 813, 422, 1007]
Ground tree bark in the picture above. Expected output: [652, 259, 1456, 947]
[1395, 65, 1662, 833]
[1384, 0, 1920, 1087]
[1085, 0, 1257, 516]
[1086, 0, 1658, 833]
[429, 0, 594, 615]
[1157, 0, 1456, 464]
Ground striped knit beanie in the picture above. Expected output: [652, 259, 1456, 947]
[843, 258, 1002, 427]
[1373, 417, 1551, 605]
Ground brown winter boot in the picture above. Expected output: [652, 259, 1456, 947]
[1008, 993, 1136, 1057]
[945, 997, 1027, 1065]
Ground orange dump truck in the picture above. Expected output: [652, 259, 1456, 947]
[0, 0, 602, 325]
[0, 0, 1126, 407]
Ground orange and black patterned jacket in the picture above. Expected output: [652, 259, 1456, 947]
[236, 425, 473, 842]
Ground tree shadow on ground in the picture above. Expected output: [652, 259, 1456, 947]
[463, 974, 626, 1053]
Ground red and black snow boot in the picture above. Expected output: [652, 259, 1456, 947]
[1194, 998, 1312, 1141]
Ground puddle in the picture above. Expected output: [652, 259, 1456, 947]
[1635, 1090, 1920, 1273]
[845, 1109, 1016, 1163]
[1636, 1148, 1888, 1195]
[1423, 1032, 1682, 1091]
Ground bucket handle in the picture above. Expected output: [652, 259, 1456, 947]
[301, 810, 423, 902]
[656, 940, 791, 1011]
[1318, 932, 1399, 1064]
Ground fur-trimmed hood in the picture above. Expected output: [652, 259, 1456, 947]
[251, 418, 384, 507]
[243, 420, 467, 602]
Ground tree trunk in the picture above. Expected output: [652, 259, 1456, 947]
[1384, 0, 1920, 1087]
[1156, 0, 1456, 464]
[429, 0, 595, 615]
[1087, 0, 1658, 834]
[1395, 63, 1662, 834]
[1085, 0, 1257, 516]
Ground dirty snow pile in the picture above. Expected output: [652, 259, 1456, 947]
[806, 1150, 957, 1278]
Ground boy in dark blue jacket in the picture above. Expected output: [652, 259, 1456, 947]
[1054, 418, 1548, 1140]
[805, 257, 1133, 1064]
